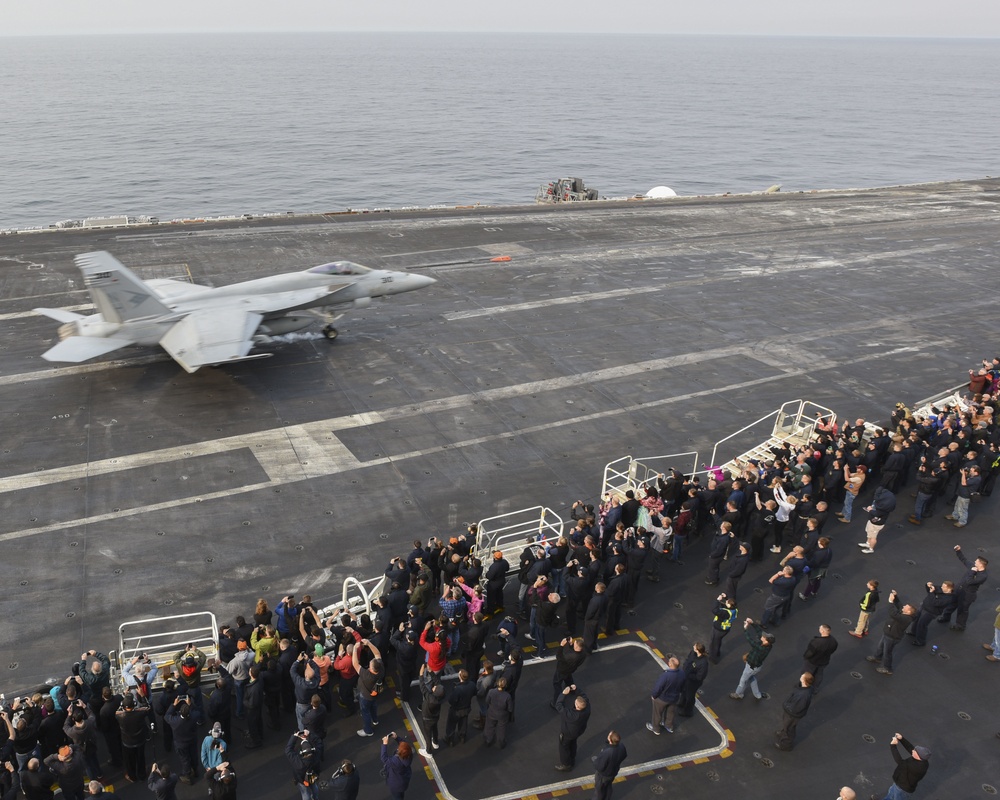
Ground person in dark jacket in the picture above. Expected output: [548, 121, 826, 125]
[44, 745, 86, 800]
[551, 637, 588, 706]
[205, 765, 238, 800]
[799, 537, 832, 599]
[444, 669, 476, 746]
[484, 551, 509, 615]
[802, 624, 838, 691]
[723, 542, 750, 600]
[418, 669, 445, 751]
[302, 695, 328, 766]
[866, 591, 918, 675]
[380, 735, 412, 800]
[482, 677, 514, 749]
[147, 763, 179, 800]
[774, 673, 814, 751]
[19, 758, 55, 800]
[591, 730, 627, 800]
[647, 656, 685, 735]
[243, 665, 264, 749]
[729, 619, 775, 700]
[708, 595, 738, 664]
[152, 679, 178, 754]
[285, 731, 321, 800]
[116, 694, 152, 782]
[583, 583, 608, 652]
[329, 759, 360, 800]
[165, 695, 199, 783]
[554, 685, 591, 771]
[462, 612, 488, 676]
[390, 626, 420, 703]
[678, 643, 709, 717]
[939, 546, 989, 630]
[705, 523, 736, 585]
[909, 581, 957, 647]
[879, 733, 930, 799]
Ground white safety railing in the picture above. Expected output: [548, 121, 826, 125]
[473, 506, 565, 572]
[710, 399, 836, 476]
[317, 575, 389, 621]
[114, 612, 219, 691]
[601, 451, 700, 502]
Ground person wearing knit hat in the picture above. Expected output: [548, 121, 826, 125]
[875, 732, 929, 800]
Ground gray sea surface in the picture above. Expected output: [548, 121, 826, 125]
[1, 32, 998, 229]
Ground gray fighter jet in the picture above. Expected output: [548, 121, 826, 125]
[35, 251, 436, 372]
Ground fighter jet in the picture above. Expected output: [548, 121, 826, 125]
[35, 251, 436, 373]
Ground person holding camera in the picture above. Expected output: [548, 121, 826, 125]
[116, 693, 152, 783]
[329, 759, 359, 800]
[285, 730, 321, 800]
[865, 590, 918, 676]
[147, 763, 178, 800]
[353, 639, 385, 738]
[946, 465, 981, 528]
[201, 722, 228, 771]
[380, 732, 413, 800]
[164, 694, 199, 784]
[205, 763, 237, 800]
[171, 643, 207, 725]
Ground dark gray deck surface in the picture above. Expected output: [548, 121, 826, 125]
[2, 179, 999, 799]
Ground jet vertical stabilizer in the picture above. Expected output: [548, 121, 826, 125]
[76, 251, 173, 323]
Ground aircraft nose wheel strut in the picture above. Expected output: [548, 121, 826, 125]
[322, 325, 339, 340]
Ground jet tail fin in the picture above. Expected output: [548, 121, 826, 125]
[75, 251, 172, 324]
[35, 307, 85, 324]
[41, 336, 133, 364]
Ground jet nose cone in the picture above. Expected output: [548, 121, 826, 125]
[408, 273, 436, 290]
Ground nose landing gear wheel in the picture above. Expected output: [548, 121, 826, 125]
[322, 325, 339, 340]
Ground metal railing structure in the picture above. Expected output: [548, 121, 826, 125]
[316, 575, 390, 623]
[601, 451, 700, 502]
[472, 506, 565, 573]
[111, 611, 219, 693]
[709, 399, 837, 477]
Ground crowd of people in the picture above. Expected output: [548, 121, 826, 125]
[2, 359, 997, 800]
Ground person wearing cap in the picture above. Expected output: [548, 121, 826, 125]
[171, 644, 207, 724]
[201, 722, 228, 771]
[44, 744, 86, 800]
[878, 732, 930, 799]
[205, 763, 237, 800]
[285, 731, 322, 800]
[116, 693, 152, 782]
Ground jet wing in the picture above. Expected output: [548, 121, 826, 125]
[247, 284, 353, 315]
[41, 336, 133, 363]
[159, 308, 264, 373]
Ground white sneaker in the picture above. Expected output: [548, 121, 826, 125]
[857, 542, 869, 548]
[861, 548, 874, 554]
[356, 729, 374, 737]
[432, 740, 440, 749]
[769, 546, 781, 553]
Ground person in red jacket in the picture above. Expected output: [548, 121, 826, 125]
[420, 621, 449, 675]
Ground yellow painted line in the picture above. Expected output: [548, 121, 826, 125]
[692, 757, 710, 765]
[721, 748, 734, 758]
[706, 707, 719, 720]
[667, 764, 683, 771]
[637, 769, 656, 776]
[726, 729, 736, 743]
[551, 790, 569, 797]
[636, 631, 649, 642]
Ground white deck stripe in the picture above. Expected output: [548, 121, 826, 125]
[0, 345, 916, 541]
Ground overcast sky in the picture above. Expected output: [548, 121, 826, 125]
[4, 1, 999, 38]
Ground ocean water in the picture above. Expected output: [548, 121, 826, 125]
[1, 32, 998, 229]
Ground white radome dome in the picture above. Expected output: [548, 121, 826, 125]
[645, 186, 677, 199]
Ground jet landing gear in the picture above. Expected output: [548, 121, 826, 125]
[322, 324, 339, 340]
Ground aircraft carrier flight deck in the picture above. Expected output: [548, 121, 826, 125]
[1, 179, 999, 799]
